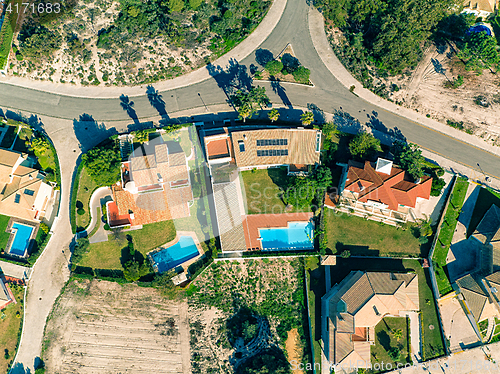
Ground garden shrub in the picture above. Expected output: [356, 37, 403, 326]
[292, 66, 310, 84]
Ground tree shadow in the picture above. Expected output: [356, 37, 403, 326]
[307, 103, 326, 123]
[146, 85, 169, 119]
[255, 48, 274, 67]
[365, 113, 406, 143]
[206, 58, 253, 100]
[431, 58, 446, 75]
[72, 113, 117, 151]
[120, 94, 139, 124]
[270, 77, 292, 108]
[332, 108, 363, 133]
[377, 329, 392, 352]
[9, 362, 31, 374]
[335, 242, 378, 256]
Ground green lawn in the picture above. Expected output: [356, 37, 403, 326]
[324, 210, 421, 257]
[0, 284, 24, 374]
[305, 256, 325, 367]
[161, 128, 192, 155]
[12, 126, 32, 153]
[0, 214, 10, 252]
[432, 177, 468, 296]
[467, 187, 500, 237]
[75, 167, 100, 231]
[34, 145, 57, 171]
[0, 0, 21, 69]
[403, 259, 445, 360]
[371, 317, 410, 371]
[174, 198, 212, 245]
[79, 220, 176, 270]
[241, 167, 297, 215]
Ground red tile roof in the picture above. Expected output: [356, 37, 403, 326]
[344, 160, 431, 210]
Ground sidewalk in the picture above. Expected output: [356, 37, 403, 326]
[307, 6, 500, 161]
[0, 0, 287, 98]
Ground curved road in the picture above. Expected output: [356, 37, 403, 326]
[0, 0, 499, 178]
[5, 0, 500, 371]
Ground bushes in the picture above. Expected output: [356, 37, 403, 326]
[281, 53, 300, 74]
[431, 177, 446, 196]
[292, 66, 311, 84]
[0, 11, 15, 69]
[265, 59, 283, 76]
[81, 144, 121, 186]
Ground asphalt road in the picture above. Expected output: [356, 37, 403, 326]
[0, 0, 499, 180]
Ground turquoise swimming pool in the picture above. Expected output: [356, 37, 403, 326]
[259, 221, 314, 250]
[9, 223, 34, 257]
[151, 236, 199, 273]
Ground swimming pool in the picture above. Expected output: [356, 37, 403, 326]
[259, 221, 314, 250]
[151, 236, 200, 273]
[9, 223, 34, 257]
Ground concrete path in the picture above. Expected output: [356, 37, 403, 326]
[85, 187, 112, 243]
[386, 340, 500, 373]
[9, 117, 78, 374]
[486, 317, 495, 343]
[400, 311, 422, 363]
[0, 261, 31, 281]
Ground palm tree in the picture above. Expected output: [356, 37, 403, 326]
[418, 214, 433, 237]
[393, 328, 403, 341]
[300, 111, 314, 126]
[238, 104, 254, 122]
[268, 108, 279, 122]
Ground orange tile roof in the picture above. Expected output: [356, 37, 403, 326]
[112, 186, 173, 226]
[107, 201, 131, 227]
[207, 138, 230, 158]
[344, 160, 431, 210]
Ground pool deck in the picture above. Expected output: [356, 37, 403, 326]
[148, 231, 204, 273]
[242, 212, 314, 250]
[4, 217, 39, 258]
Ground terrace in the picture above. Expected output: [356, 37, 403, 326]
[242, 212, 314, 250]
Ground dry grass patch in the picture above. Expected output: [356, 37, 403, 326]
[42, 278, 191, 374]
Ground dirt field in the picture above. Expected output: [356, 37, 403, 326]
[188, 258, 309, 374]
[42, 278, 191, 374]
[390, 43, 500, 146]
[327, 25, 500, 147]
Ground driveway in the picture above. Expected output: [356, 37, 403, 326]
[438, 296, 480, 354]
[85, 187, 112, 243]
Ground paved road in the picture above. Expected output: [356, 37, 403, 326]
[0, 0, 499, 179]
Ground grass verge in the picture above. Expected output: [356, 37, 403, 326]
[0, 284, 24, 373]
[305, 256, 324, 368]
[432, 177, 468, 296]
[75, 167, 100, 231]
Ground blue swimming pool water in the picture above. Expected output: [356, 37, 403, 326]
[259, 221, 314, 250]
[9, 223, 34, 257]
[151, 236, 199, 273]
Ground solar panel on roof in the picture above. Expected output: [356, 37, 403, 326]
[256, 139, 288, 146]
